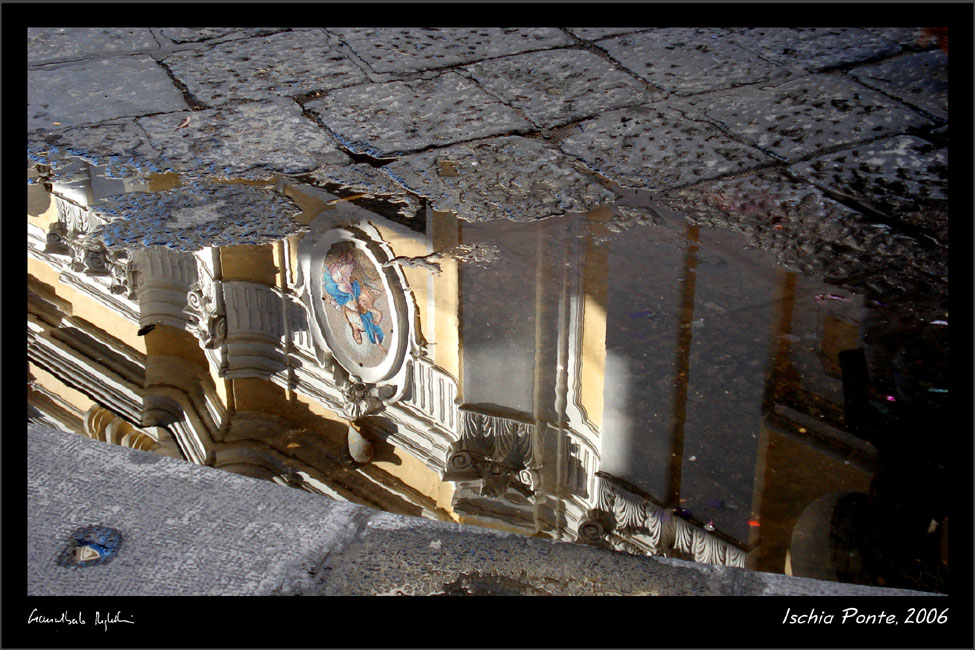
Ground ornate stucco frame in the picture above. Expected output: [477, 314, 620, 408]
[295, 210, 419, 408]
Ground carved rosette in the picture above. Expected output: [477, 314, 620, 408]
[444, 409, 541, 500]
[324, 358, 386, 422]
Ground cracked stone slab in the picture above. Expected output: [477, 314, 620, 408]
[656, 168, 947, 303]
[163, 29, 369, 106]
[27, 28, 162, 65]
[136, 98, 350, 178]
[28, 56, 189, 132]
[382, 135, 617, 221]
[558, 105, 773, 192]
[596, 28, 791, 96]
[305, 72, 533, 158]
[680, 74, 934, 162]
[326, 27, 574, 74]
[158, 27, 283, 44]
[788, 135, 948, 243]
[464, 48, 661, 129]
[849, 51, 948, 121]
[566, 27, 646, 41]
[90, 180, 305, 250]
[309, 164, 422, 218]
[727, 28, 902, 72]
[311, 163, 409, 196]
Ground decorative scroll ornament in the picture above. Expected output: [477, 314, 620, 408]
[444, 409, 541, 500]
[44, 221, 71, 256]
[107, 249, 135, 296]
[185, 274, 226, 349]
[68, 239, 110, 276]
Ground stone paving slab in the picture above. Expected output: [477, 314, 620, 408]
[566, 27, 645, 41]
[849, 50, 949, 121]
[558, 105, 774, 191]
[655, 168, 947, 309]
[727, 27, 902, 72]
[327, 27, 574, 74]
[787, 135, 948, 243]
[595, 28, 791, 96]
[28, 56, 189, 131]
[23, 24, 953, 305]
[27, 28, 161, 65]
[464, 47, 661, 128]
[678, 74, 934, 162]
[383, 135, 617, 221]
[163, 29, 369, 106]
[864, 27, 939, 51]
[305, 72, 533, 158]
[136, 98, 351, 178]
[90, 180, 305, 251]
[158, 27, 283, 44]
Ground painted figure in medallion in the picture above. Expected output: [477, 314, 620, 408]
[323, 246, 386, 352]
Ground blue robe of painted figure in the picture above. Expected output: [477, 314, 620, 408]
[359, 306, 384, 345]
[323, 272, 384, 345]
[324, 270, 354, 307]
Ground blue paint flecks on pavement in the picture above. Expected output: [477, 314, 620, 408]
[57, 526, 123, 567]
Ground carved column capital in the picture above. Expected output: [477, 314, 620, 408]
[444, 408, 542, 500]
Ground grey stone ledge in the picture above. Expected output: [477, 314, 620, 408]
[26, 424, 935, 597]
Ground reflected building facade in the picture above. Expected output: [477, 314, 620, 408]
[29, 162, 901, 583]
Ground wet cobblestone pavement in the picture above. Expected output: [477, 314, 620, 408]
[27, 26, 950, 300]
[24, 21, 963, 601]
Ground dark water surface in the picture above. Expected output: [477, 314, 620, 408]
[27, 160, 950, 593]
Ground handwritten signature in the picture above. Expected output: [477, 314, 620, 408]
[28, 609, 134, 631]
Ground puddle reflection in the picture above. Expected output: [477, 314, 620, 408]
[27, 160, 950, 593]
